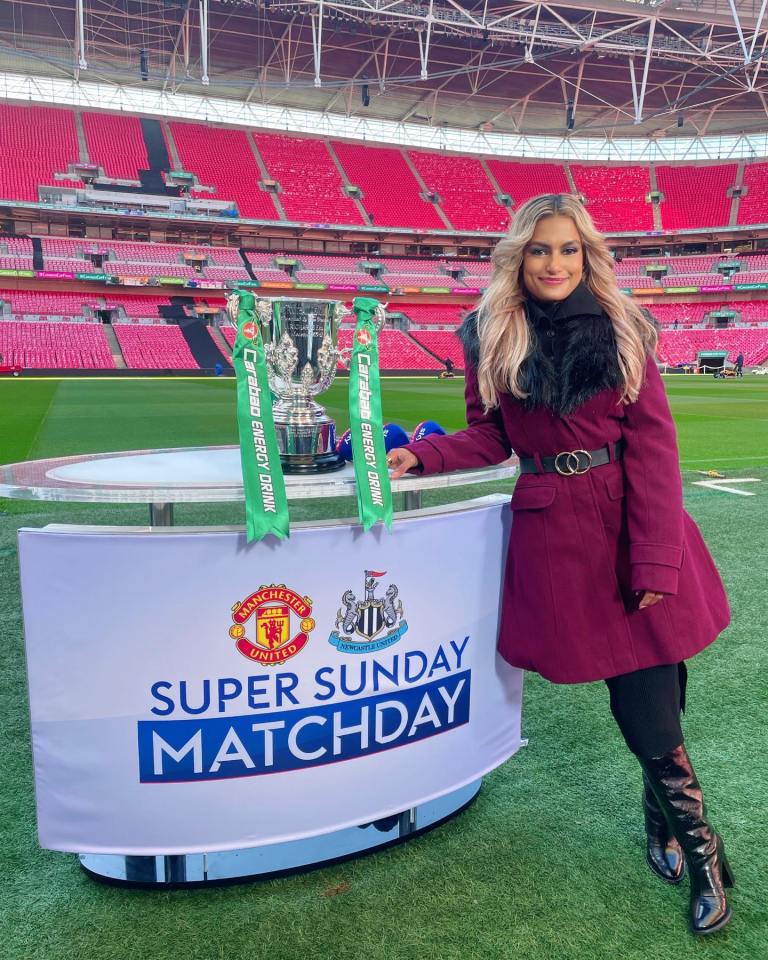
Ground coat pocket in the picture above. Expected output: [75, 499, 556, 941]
[509, 484, 556, 511]
[600, 466, 625, 501]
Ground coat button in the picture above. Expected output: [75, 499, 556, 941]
[546, 329, 555, 337]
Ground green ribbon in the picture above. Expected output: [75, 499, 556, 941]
[349, 297, 393, 531]
[231, 291, 290, 542]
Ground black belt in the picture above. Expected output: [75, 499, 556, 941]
[519, 440, 625, 476]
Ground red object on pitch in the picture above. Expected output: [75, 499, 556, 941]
[401, 357, 730, 685]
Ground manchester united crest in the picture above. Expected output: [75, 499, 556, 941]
[328, 570, 409, 654]
[229, 584, 315, 664]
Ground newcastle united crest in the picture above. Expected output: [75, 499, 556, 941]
[328, 570, 409, 654]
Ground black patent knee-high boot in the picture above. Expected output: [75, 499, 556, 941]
[641, 744, 735, 935]
[643, 773, 685, 884]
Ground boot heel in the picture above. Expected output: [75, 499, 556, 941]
[719, 844, 736, 889]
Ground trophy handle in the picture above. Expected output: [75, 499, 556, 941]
[336, 346, 353, 370]
[225, 292, 240, 326]
[254, 298, 273, 334]
[333, 302, 353, 328]
[373, 301, 388, 333]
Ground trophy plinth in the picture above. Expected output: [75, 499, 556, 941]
[250, 297, 351, 474]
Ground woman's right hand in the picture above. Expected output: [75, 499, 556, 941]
[386, 448, 420, 480]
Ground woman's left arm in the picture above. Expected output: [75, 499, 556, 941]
[620, 355, 684, 597]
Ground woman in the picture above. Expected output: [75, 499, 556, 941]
[387, 194, 734, 936]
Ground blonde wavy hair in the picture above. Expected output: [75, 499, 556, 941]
[474, 193, 657, 410]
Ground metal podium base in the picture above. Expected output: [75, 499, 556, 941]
[78, 779, 482, 888]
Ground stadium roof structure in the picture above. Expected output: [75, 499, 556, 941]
[4, 0, 768, 158]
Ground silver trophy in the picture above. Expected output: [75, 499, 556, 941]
[228, 295, 358, 473]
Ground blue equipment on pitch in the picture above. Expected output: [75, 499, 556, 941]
[411, 420, 446, 443]
[337, 423, 409, 460]
[383, 423, 410, 451]
[336, 429, 353, 461]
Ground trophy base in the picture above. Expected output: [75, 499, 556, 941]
[280, 452, 346, 474]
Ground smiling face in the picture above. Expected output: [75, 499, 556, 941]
[521, 214, 585, 302]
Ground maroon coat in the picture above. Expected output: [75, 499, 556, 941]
[403, 352, 730, 685]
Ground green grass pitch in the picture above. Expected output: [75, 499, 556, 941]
[1, 375, 767, 960]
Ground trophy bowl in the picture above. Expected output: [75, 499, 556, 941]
[253, 296, 352, 474]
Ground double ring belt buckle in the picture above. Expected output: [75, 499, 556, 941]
[554, 448, 592, 476]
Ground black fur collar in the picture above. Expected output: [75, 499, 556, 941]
[457, 285, 625, 417]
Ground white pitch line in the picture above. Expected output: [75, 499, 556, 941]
[691, 478, 761, 496]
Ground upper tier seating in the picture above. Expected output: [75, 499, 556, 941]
[409, 330, 465, 367]
[737, 163, 768, 225]
[0, 104, 82, 202]
[254, 134, 365, 226]
[570, 165, 653, 232]
[406, 151, 510, 232]
[168, 123, 278, 219]
[656, 165, 736, 229]
[485, 160, 570, 206]
[113, 324, 198, 368]
[7, 101, 768, 234]
[331, 141, 445, 230]
[81, 112, 149, 181]
[0, 320, 114, 368]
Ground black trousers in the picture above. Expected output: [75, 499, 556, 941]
[605, 662, 688, 759]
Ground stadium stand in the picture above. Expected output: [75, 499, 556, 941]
[397, 303, 470, 327]
[642, 299, 768, 327]
[658, 328, 768, 366]
[406, 151, 510, 232]
[242, 251, 293, 283]
[737, 162, 768, 225]
[104, 262, 199, 279]
[254, 133, 365, 225]
[81, 112, 149, 181]
[167, 122, 278, 219]
[293, 254, 370, 285]
[337, 328, 441, 370]
[102, 295, 175, 320]
[660, 274, 729, 287]
[0, 289, 101, 319]
[331, 141, 446, 229]
[570, 165, 654, 232]
[0, 320, 114, 368]
[656, 164, 737, 229]
[409, 330, 465, 367]
[0, 104, 82, 202]
[220, 326, 237, 350]
[485, 160, 570, 206]
[4, 103, 768, 238]
[113, 324, 199, 368]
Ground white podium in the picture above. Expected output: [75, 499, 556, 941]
[7, 447, 524, 887]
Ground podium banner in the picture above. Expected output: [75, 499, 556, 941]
[19, 500, 523, 855]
